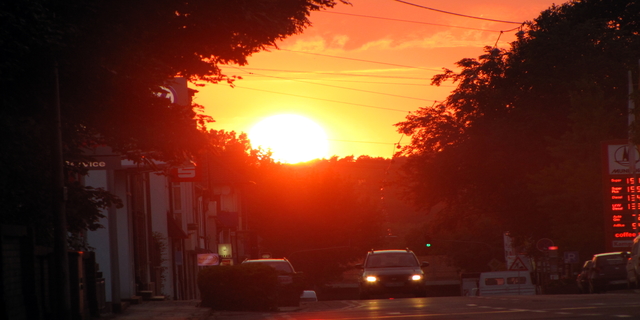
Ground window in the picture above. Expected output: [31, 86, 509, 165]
[507, 277, 526, 284]
[485, 278, 505, 285]
[365, 253, 419, 268]
[172, 183, 182, 211]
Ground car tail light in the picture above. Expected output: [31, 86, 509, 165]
[278, 275, 293, 285]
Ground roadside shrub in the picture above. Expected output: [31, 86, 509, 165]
[198, 263, 279, 311]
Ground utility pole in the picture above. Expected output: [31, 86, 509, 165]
[630, 68, 639, 237]
[52, 62, 71, 319]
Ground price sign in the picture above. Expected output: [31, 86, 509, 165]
[603, 142, 640, 251]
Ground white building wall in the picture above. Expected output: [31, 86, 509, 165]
[148, 172, 173, 297]
[85, 169, 136, 303]
[114, 170, 135, 299]
[84, 170, 112, 300]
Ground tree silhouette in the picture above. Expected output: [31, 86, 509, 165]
[0, 0, 348, 241]
[395, 0, 640, 271]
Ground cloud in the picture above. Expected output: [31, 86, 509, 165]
[288, 38, 326, 51]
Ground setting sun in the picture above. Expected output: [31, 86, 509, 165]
[249, 114, 329, 163]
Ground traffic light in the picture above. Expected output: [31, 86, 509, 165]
[424, 235, 432, 248]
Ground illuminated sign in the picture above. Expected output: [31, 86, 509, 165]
[169, 165, 201, 182]
[197, 253, 220, 266]
[603, 141, 640, 251]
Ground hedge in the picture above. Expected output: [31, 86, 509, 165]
[198, 263, 279, 311]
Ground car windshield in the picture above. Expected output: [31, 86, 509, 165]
[596, 255, 626, 266]
[246, 261, 294, 273]
[365, 253, 418, 268]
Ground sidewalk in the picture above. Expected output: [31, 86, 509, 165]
[101, 300, 213, 320]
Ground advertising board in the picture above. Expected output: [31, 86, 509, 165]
[603, 141, 640, 251]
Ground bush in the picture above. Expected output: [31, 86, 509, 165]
[198, 263, 279, 311]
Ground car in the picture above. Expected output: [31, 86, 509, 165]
[300, 290, 318, 302]
[576, 260, 593, 293]
[626, 235, 640, 288]
[356, 249, 429, 299]
[241, 258, 305, 306]
[587, 252, 629, 293]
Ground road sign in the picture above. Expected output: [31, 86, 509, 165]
[536, 238, 554, 251]
[564, 251, 579, 264]
[508, 256, 529, 271]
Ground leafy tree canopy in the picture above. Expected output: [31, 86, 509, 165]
[0, 0, 348, 242]
[395, 0, 640, 271]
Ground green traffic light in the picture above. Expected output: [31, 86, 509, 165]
[426, 243, 431, 247]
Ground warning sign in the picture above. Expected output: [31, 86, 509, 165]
[508, 256, 529, 271]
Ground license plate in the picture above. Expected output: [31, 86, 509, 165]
[609, 280, 627, 285]
[384, 282, 404, 287]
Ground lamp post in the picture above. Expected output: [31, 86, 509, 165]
[52, 62, 71, 319]
[629, 70, 638, 237]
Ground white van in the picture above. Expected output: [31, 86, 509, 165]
[478, 271, 536, 296]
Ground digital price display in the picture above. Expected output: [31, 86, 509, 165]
[603, 142, 640, 251]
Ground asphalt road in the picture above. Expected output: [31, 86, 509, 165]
[210, 291, 640, 320]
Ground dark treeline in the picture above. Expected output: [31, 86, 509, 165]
[396, 0, 640, 271]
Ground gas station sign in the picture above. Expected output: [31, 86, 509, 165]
[603, 141, 640, 251]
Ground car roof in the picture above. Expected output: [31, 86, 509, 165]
[243, 258, 289, 263]
[368, 249, 415, 254]
[593, 251, 627, 257]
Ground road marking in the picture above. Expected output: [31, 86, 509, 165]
[316, 310, 528, 319]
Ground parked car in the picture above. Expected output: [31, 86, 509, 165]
[626, 235, 640, 288]
[356, 249, 429, 299]
[300, 290, 318, 302]
[477, 271, 536, 296]
[241, 258, 305, 306]
[576, 260, 593, 293]
[587, 252, 629, 293]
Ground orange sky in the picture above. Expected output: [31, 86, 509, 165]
[194, 0, 557, 160]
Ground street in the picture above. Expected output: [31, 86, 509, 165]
[210, 292, 640, 320]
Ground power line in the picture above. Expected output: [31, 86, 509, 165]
[329, 138, 396, 145]
[287, 78, 435, 87]
[394, 0, 524, 25]
[237, 72, 441, 86]
[232, 86, 420, 112]
[232, 68, 434, 102]
[279, 49, 442, 72]
[319, 11, 504, 32]
[235, 67, 435, 80]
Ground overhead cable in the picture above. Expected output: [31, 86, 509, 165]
[232, 86, 421, 112]
[279, 49, 442, 72]
[320, 11, 503, 32]
[394, 0, 524, 24]
[329, 138, 395, 145]
[232, 68, 434, 102]
[235, 67, 435, 80]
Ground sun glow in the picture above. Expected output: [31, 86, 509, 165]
[249, 114, 329, 164]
